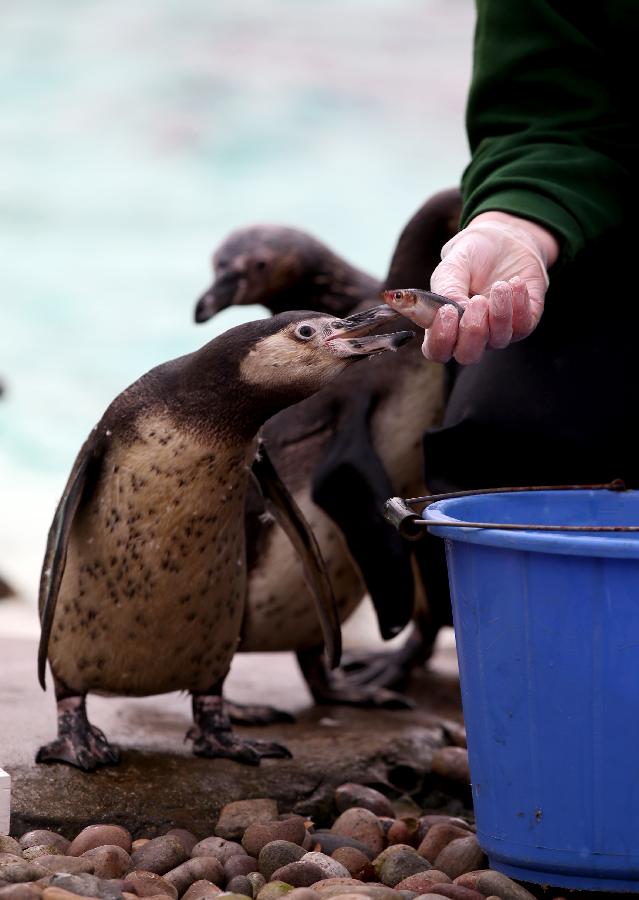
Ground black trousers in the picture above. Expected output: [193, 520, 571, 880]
[417, 227, 636, 629]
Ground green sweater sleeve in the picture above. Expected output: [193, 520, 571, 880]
[461, 0, 633, 262]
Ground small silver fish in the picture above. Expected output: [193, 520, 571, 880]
[382, 288, 464, 328]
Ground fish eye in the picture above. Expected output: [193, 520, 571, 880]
[295, 324, 316, 340]
[393, 291, 402, 300]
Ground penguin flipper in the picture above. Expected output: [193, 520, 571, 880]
[38, 429, 105, 690]
[251, 439, 342, 669]
[311, 398, 415, 641]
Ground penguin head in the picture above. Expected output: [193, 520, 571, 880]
[195, 226, 333, 322]
[238, 306, 414, 404]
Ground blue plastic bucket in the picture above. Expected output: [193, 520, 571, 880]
[424, 489, 639, 892]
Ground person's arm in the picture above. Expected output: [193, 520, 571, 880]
[462, 0, 630, 261]
[398, 1, 632, 364]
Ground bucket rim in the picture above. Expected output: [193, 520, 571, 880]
[423, 489, 639, 559]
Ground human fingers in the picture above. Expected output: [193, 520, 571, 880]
[454, 295, 490, 365]
[488, 281, 513, 349]
[510, 275, 535, 340]
[430, 254, 472, 305]
[422, 303, 462, 362]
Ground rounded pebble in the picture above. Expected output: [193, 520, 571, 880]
[131, 842, 150, 853]
[0, 868, 51, 887]
[476, 871, 536, 900]
[417, 826, 470, 866]
[80, 848, 131, 880]
[32, 860, 95, 877]
[165, 832, 198, 856]
[164, 858, 225, 895]
[0, 859, 24, 869]
[285, 891, 319, 900]
[304, 837, 371, 863]
[0, 887, 42, 900]
[224, 858, 258, 882]
[330, 811, 384, 858]
[258, 844, 306, 882]
[22, 850, 63, 864]
[130, 837, 188, 876]
[299, 857, 348, 881]
[429, 750, 470, 785]
[379, 852, 431, 888]
[386, 823, 417, 850]
[181, 880, 223, 900]
[420, 884, 484, 900]
[192, 841, 247, 866]
[269, 863, 326, 889]
[125, 871, 178, 899]
[334, 786, 394, 820]
[48, 872, 121, 900]
[0, 844, 21, 860]
[433, 839, 484, 882]
[311, 883, 397, 900]
[247, 874, 266, 896]
[392, 872, 451, 893]
[41, 889, 90, 900]
[216, 801, 279, 842]
[68, 828, 132, 859]
[19, 837, 69, 856]
[328, 850, 371, 881]
[243, 821, 307, 860]
[255, 882, 294, 900]
[226, 877, 252, 897]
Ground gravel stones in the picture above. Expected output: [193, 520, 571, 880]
[130, 837, 188, 876]
[0, 886, 42, 900]
[258, 844, 306, 881]
[80, 848, 131, 880]
[243, 822, 307, 860]
[429, 750, 470, 785]
[333, 788, 394, 821]
[422, 884, 484, 900]
[68, 829, 132, 859]
[164, 858, 224, 895]
[284, 891, 319, 900]
[417, 826, 470, 865]
[256, 881, 294, 900]
[48, 872, 122, 900]
[304, 836, 371, 862]
[181, 880, 223, 900]
[165, 832, 198, 856]
[269, 863, 327, 888]
[216, 802, 279, 842]
[330, 812, 384, 858]
[224, 857, 258, 881]
[23, 847, 65, 862]
[192, 840, 246, 866]
[226, 876, 253, 896]
[392, 871, 451, 893]
[327, 850, 370, 880]
[125, 871, 178, 899]
[377, 851, 431, 888]
[432, 838, 484, 881]
[19, 835, 69, 855]
[299, 856, 348, 881]
[475, 870, 537, 900]
[0, 844, 20, 859]
[36, 858, 95, 876]
[0, 863, 51, 883]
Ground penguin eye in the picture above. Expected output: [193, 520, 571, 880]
[295, 324, 316, 340]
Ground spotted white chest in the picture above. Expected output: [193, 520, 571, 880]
[48, 417, 255, 696]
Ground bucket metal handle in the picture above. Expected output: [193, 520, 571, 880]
[384, 480, 639, 541]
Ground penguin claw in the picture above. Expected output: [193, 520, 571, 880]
[36, 727, 120, 771]
[224, 699, 295, 726]
[188, 728, 292, 764]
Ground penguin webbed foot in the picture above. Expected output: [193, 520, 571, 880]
[189, 691, 292, 764]
[36, 695, 120, 772]
[297, 647, 415, 710]
[339, 625, 437, 690]
[224, 698, 295, 726]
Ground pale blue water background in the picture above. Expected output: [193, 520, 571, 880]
[0, 0, 473, 604]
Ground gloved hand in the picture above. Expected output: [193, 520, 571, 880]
[418, 211, 559, 364]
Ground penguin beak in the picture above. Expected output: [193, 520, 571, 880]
[194, 272, 247, 322]
[325, 305, 414, 357]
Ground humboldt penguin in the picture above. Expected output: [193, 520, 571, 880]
[196, 189, 462, 711]
[195, 225, 377, 322]
[37, 308, 412, 771]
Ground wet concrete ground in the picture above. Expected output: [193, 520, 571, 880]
[0, 600, 462, 837]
